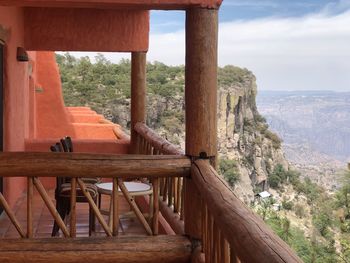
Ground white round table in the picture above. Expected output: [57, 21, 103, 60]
[96, 182, 153, 196]
[96, 182, 153, 230]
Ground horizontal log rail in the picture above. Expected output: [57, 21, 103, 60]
[0, 152, 190, 238]
[192, 159, 302, 263]
[0, 153, 190, 178]
[134, 123, 185, 235]
[0, 236, 192, 263]
[134, 122, 184, 155]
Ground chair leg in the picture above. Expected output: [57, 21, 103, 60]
[98, 193, 101, 209]
[52, 199, 67, 236]
[89, 197, 97, 236]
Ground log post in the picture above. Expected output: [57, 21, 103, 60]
[184, 7, 218, 241]
[130, 52, 147, 154]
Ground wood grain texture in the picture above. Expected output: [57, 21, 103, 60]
[131, 52, 147, 154]
[33, 177, 70, 237]
[118, 179, 153, 235]
[152, 178, 159, 235]
[159, 200, 185, 235]
[70, 178, 77, 237]
[134, 123, 184, 155]
[112, 177, 119, 236]
[27, 177, 34, 238]
[185, 8, 218, 157]
[0, 193, 25, 238]
[0, 236, 192, 263]
[77, 178, 112, 237]
[192, 160, 302, 263]
[0, 153, 191, 179]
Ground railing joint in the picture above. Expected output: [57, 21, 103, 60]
[190, 238, 202, 252]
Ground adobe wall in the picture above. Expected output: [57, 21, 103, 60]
[24, 8, 149, 52]
[1, 0, 222, 9]
[0, 6, 29, 206]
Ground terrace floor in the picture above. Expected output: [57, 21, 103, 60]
[0, 189, 148, 238]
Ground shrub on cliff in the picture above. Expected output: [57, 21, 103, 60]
[264, 130, 282, 149]
[219, 158, 240, 187]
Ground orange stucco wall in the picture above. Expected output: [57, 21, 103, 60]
[24, 8, 149, 52]
[1, 4, 138, 206]
[0, 0, 222, 9]
[26, 51, 131, 188]
[0, 6, 29, 206]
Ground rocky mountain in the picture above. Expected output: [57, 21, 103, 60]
[58, 55, 350, 261]
[103, 68, 289, 203]
[257, 91, 349, 190]
[216, 71, 288, 203]
[58, 54, 290, 203]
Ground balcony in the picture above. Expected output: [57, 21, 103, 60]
[0, 123, 301, 263]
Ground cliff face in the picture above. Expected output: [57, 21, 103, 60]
[97, 67, 289, 203]
[217, 70, 288, 203]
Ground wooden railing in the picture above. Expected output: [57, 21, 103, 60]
[0, 153, 191, 238]
[134, 122, 185, 235]
[135, 123, 302, 263]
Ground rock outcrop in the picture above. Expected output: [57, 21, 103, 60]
[217, 70, 288, 203]
[97, 66, 289, 204]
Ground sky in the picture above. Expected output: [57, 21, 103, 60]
[70, 0, 350, 91]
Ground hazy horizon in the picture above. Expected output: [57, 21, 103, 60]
[64, 0, 350, 91]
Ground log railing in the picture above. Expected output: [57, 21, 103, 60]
[192, 159, 302, 263]
[0, 153, 191, 238]
[134, 122, 185, 234]
[134, 123, 302, 263]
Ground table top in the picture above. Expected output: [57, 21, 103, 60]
[96, 182, 152, 195]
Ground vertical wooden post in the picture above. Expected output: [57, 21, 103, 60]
[27, 177, 33, 238]
[70, 178, 77, 237]
[130, 52, 147, 154]
[112, 177, 119, 236]
[152, 178, 159, 235]
[184, 8, 218, 240]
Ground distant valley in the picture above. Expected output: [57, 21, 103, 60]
[257, 90, 350, 189]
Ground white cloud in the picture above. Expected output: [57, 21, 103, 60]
[222, 0, 279, 8]
[68, 8, 350, 91]
[147, 9, 350, 91]
[322, 0, 350, 15]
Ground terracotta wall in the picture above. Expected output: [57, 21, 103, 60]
[1, 0, 223, 9]
[0, 7, 136, 206]
[24, 8, 149, 52]
[0, 6, 28, 205]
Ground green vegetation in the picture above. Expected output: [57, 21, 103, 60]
[282, 199, 293, 210]
[264, 130, 282, 149]
[218, 158, 240, 187]
[57, 53, 350, 262]
[268, 164, 299, 189]
[257, 199, 339, 262]
[218, 65, 250, 87]
[262, 164, 350, 261]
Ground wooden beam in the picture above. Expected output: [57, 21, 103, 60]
[70, 178, 77, 238]
[192, 160, 302, 263]
[0, 192, 25, 238]
[33, 177, 70, 237]
[185, 8, 218, 158]
[27, 177, 34, 238]
[77, 178, 112, 237]
[184, 7, 218, 240]
[0, 153, 191, 179]
[134, 123, 184, 155]
[159, 200, 185, 235]
[118, 179, 153, 235]
[0, 236, 192, 263]
[131, 52, 146, 154]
